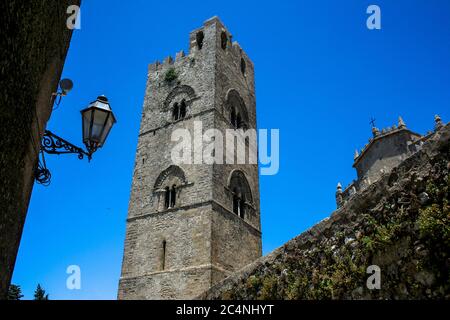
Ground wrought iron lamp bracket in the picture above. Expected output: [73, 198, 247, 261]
[34, 130, 92, 185]
[41, 130, 91, 160]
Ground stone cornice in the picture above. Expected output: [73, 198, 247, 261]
[127, 199, 262, 236]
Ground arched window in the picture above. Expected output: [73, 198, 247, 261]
[154, 165, 188, 211]
[226, 89, 249, 130]
[228, 170, 252, 220]
[164, 85, 196, 123]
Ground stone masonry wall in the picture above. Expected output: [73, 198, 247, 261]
[201, 124, 450, 300]
[118, 206, 213, 299]
[0, 1, 79, 299]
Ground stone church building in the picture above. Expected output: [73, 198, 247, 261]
[336, 115, 445, 208]
[118, 17, 262, 299]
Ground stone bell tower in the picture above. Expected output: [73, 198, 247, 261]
[118, 17, 261, 300]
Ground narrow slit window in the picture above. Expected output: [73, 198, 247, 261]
[221, 32, 228, 50]
[240, 58, 246, 75]
[161, 240, 167, 270]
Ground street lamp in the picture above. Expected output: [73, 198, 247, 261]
[81, 95, 116, 155]
[35, 85, 117, 185]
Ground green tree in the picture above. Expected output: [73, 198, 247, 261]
[7, 284, 24, 300]
[33, 284, 49, 300]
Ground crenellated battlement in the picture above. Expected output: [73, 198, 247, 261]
[148, 50, 187, 72]
[148, 16, 253, 78]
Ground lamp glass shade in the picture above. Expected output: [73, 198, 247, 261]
[81, 95, 116, 154]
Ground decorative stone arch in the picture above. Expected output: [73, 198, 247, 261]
[225, 88, 249, 129]
[227, 169, 253, 203]
[227, 169, 254, 220]
[153, 165, 190, 212]
[163, 85, 197, 122]
[163, 85, 196, 110]
[154, 165, 188, 190]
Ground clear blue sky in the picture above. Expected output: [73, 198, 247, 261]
[12, 0, 450, 299]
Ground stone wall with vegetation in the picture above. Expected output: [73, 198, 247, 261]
[201, 124, 450, 300]
[0, 1, 80, 299]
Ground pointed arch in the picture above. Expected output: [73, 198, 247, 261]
[225, 89, 249, 129]
[227, 169, 253, 213]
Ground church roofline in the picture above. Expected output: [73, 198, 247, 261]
[352, 126, 422, 168]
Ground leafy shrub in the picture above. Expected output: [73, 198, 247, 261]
[164, 68, 177, 83]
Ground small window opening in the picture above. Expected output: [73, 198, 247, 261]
[196, 31, 204, 50]
[165, 185, 177, 209]
[173, 100, 187, 121]
[221, 32, 228, 50]
[164, 187, 170, 208]
[161, 240, 167, 270]
[240, 58, 246, 75]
